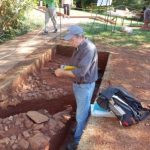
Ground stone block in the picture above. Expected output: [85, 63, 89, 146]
[27, 111, 49, 124]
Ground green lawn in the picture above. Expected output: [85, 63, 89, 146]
[81, 22, 150, 49]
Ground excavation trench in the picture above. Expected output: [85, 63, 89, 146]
[0, 45, 109, 150]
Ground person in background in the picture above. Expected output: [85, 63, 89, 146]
[141, 7, 150, 30]
[62, 0, 73, 17]
[55, 25, 98, 150]
[140, 6, 146, 21]
[43, 0, 57, 33]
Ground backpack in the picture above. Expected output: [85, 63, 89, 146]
[96, 86, 150, 127]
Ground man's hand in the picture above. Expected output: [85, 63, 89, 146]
[55, 68, 76, 78]
[38, 6, 47, 12]
[55, 68, 64, 77]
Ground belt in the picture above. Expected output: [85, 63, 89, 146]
[73, 81, 89, 84]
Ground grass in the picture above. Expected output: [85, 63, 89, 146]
[80, 21, 150, 49]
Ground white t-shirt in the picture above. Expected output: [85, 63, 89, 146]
[63, 0, 72, 5]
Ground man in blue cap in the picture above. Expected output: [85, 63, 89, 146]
[55, 25, 98, 150]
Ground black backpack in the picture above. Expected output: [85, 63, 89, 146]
[96, 86, 150, 127]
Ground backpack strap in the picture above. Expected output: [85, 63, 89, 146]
[138, 110, 150, 121]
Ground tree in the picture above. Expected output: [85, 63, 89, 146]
[75, 0, 96, 9]
[112, 0, 150, 9]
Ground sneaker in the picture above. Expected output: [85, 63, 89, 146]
[67, 141, 78, 150]
[42, 31, 48, 35]
[53, 29, 57, 33]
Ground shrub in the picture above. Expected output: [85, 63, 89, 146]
[0, 0, 34, 42]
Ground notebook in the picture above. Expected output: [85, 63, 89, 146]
[91, 102, 116, 117]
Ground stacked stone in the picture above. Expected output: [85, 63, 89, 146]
[0, 108, 71, 150]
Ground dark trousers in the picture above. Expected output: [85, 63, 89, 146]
[63, 4, 70, 16]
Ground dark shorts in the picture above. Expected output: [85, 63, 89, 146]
[144, 8, 150, 21]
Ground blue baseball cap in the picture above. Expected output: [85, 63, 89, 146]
[64, 25, 84, 40]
